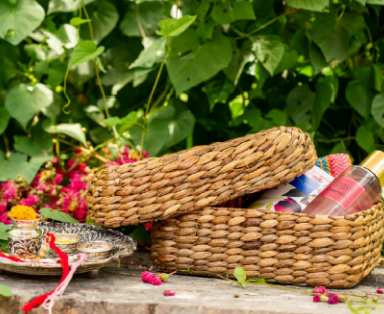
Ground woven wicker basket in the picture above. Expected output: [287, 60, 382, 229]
[151, 202, 384, 288]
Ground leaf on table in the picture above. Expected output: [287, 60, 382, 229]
[233, 266, 247, 288]
[286, 0, 329, 12]
[166, 30, 232, 94]
[0, 0, 45, 45]
[5, 83, 53, 129]
[310, 12, 365, 62]
[48, 0, 95, 14]
[0, 285, 12, 297]
[39, 208, 80, 223]
[120, 2, 164, 37]
[356, 125, 376, 153]
[44, 122, 87, 146]
[71, 41, 105, 66]
[157, 15, 197, 37]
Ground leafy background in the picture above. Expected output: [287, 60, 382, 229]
[1, 0, 384, 199]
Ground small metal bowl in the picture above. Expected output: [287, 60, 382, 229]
[52, 233, 81, 256]
[77, 241, 113, 262]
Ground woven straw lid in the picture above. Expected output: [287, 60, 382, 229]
[87, 126, 317, 227]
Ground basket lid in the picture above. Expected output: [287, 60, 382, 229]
[87, 126, 317, 227]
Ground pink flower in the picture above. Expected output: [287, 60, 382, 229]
[312, 286, 328, 294]
[106, 161, 119, 167]
[141, 271, 163, 286]
[313, 295, 321, 302]
[19, 195, 40, 207]
[377, 289, 384, 294]
[144, 222, 152, 231]
[163, 290, 175, 296]
[55, 173, 63, 185]
[1, 181, 17, 201]
[327, 293, 340, 305]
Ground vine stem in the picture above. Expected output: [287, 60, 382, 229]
[235, 11, 293, 40]
[2, 134, 10, 158]
[317, 136, 355, 143]
[136, 4, 146, 39]
[139, 37, 171, 159]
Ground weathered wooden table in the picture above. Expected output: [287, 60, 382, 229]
[1, 251, 384, 314]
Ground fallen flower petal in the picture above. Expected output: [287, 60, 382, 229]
[163, 290, 176, 296]
[312, 286, 328, 294]
[313, 295, 321, 303]
[327, 293, 340, 305]
[141, 271, 164, 286]
[377, 289, 384, 294]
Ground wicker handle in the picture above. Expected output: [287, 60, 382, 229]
[87, 126, 317, 227]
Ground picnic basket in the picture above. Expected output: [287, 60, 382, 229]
[87, 126, 317, 226]
[87, 126, 384, 288]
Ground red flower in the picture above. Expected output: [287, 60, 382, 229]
[313, 295, 321, 302]
[141, 271, 163, 286]
[163, 290, 176, 296]
[312, 286, 328, 294]
[377, 289, 384, 294]
[327, 293, 340, 305]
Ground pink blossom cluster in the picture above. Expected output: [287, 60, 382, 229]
[312, 286, 341, 305]
[163, 290, 176, 296]
[141, 271, 164, 285]
[0, 145, 147, 224]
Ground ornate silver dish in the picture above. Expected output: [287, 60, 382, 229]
[0, 222, 136, 278]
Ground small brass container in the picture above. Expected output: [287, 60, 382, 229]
[51, 233, 81, 256]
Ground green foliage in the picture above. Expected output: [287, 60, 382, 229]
[0, 223, 11, 241]
[0, 0, 384, 185]
[39, 207, 80, 223]
[233, 266, 247, 288]
[0, 285, 12, 297]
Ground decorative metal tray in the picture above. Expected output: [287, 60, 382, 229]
[0, 222, 136, 277]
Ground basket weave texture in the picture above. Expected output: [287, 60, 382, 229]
[151, 202, 384, 288]
[87, 127, 316, 227]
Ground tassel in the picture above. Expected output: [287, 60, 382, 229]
[21, 233, 72, 313]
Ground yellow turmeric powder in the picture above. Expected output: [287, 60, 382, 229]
[8, 205, 38, 220]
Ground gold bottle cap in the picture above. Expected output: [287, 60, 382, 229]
[360, 150, 384, 186]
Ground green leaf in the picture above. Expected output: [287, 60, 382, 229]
[233, 266, 247, 289]
[166, 30, 232, 94]
[309, 44, 327, 74]
[14, 135, 53, 159]
[356, 126, 376, 153]
[71, 41, 105, 66]
[252, 37, 285, 75]
[312, 79, 333, 130]
[372, 94, 384, 128]
[367, 0, 384, 4]
[70, 17, 92, 26]
[203, 77, 235, 112]
[224, 41, 254, 85]
[0, 0, 45, 45]
[0, 40, 19, 85]
[40, 208, 79, 223]
[0, 153, 50, 183]
[48, 0, 95, 14]
[5, 83, 53, 129]
[310, 12, 365, 62]
[44, 123, 87, 146]
[0, 223, 11, 241]
[265, 109, 286, 126]
[0, 108, 10, 136]
[102, 117, 119, 127]
[286, 84, 315, 124]
[129, 225, 152, 246]
[212, 2, 256, 24]
[274, 46, 298, 74]
[346, 81, 374, 118]
[286, 0, 329, 12]
[0, 285, 12, 297]
[130, 37, 166, 69]
[117, 112, 138, 135]
[84, 0, 119, 43]
[157, 15, 197, 37]
[120, 2, 164, 37]
[24, 44, 48, 61]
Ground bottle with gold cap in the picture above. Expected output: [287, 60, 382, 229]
[303, 150, 384, 216]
